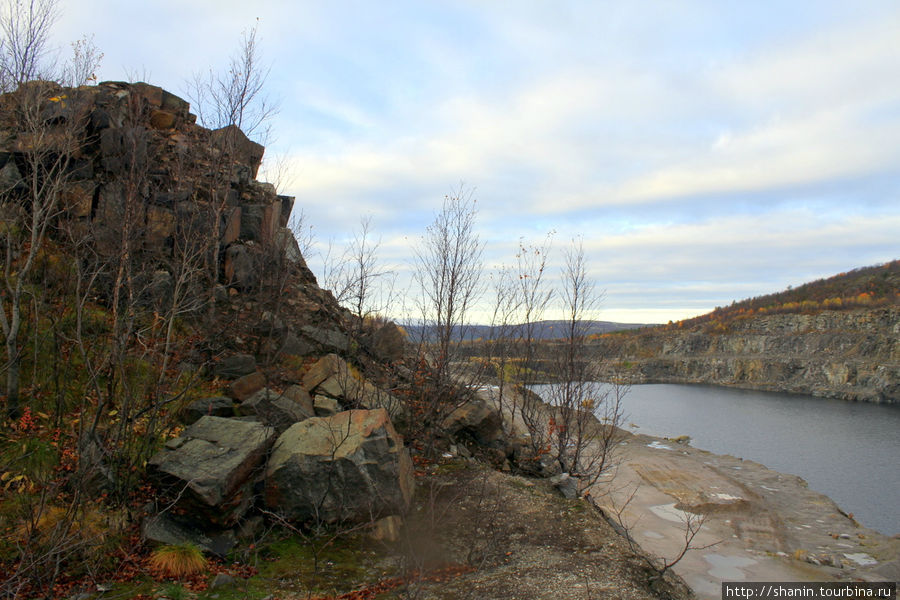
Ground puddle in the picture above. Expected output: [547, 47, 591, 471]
[704, 553, 758, 579]
[648, 441, 672, 450]
[649, 503, 692, 523]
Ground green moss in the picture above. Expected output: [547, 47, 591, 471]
[195, 531, 389, 600]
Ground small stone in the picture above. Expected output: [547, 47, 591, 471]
[370, 515, 403, 543]
[313, 395, 341, 417]
[210, 573, 236, 589]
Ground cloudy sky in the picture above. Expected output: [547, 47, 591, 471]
[53, 1, 900, 323]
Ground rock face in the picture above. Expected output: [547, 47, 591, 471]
[148, 416, 276, 526]
[0, 80, 315, 298]
[593, 308, 900, 403]
[264, 408, 414, 523]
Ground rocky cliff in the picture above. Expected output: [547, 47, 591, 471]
[594, 308, 900, 403]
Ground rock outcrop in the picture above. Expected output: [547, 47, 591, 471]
[593, 308, 900, 403]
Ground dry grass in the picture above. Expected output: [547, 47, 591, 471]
[148, 543, 208, 578]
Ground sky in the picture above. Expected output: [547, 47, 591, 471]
[51, 1, 900, 324]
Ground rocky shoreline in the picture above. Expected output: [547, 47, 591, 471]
[589, 430, 900, 600]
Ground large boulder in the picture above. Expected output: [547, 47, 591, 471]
[283, 384, 315, 416]
[148, 416, 276, 526]
[300, 325, 348, 353]
[264, 408, 414, 523]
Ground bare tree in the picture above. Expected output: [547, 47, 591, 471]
[59, 34, 103, 87]
[325, 216, 395, 341]
[413, 187, 484, 388]
[288, 208, 315, 258]
[0, 0, 59, 91]
[410, 186, 485, 445]
[0, 83, 82, 419]
[483, 265, 520, 433]
[186, 20, 278, 143]
[508, 234, 554, 451]
[539, 240, 624, 490]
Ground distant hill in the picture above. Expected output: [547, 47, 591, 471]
[667, 260, 900, 333]
[403, 319, 647, 342]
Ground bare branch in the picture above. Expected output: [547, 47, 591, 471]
[185, 20, 279, 143]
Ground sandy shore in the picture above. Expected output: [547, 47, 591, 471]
[588, 431, 900, 600]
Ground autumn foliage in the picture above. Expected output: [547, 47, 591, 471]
[661, 260, 899, 333]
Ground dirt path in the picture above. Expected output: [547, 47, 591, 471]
[590, 432, 900, 600]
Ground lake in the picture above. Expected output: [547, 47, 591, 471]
[532, 383, 900, 535]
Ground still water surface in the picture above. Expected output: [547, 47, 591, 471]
[534, 383, 900, 535]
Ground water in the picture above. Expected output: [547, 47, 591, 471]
[532, 383, 900, 535]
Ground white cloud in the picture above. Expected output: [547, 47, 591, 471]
[51, 1, 900, 324]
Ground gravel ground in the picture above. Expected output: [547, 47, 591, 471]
[390, 462, 694, 600]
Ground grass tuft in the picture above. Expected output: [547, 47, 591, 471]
[148, 543, 207, 578]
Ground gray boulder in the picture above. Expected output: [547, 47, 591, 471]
[300, 325, 348, 352]
[214, 353, 256, 378]
[148, 416, 276, 526]
[181, 396, 234, 424]
[264, 408, 414, 523]
[240, 388, 312, 433]
[278, 331, 315, 358]
[142, 512, 236, 557]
